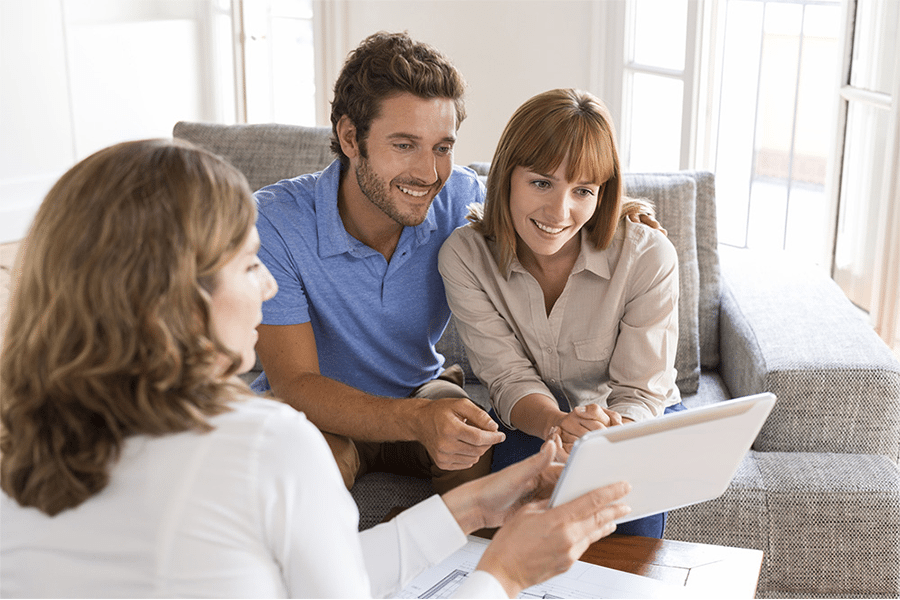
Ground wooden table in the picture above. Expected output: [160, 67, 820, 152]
[580, 533, 763, 597]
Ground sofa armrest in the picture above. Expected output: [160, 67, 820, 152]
[717, 247, 900, 461]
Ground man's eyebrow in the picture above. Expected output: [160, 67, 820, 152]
[386, 133, 456, 144]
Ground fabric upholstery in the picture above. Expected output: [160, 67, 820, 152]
[719, 246, 900, 461]
[624, 173, 701, 394]
[666, 451, 900, 598]
[173, 121, 333, 192]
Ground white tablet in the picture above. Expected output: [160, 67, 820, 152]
[549, 393, 776, 523]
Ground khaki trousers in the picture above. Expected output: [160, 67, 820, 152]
[321, 364, 493, 494]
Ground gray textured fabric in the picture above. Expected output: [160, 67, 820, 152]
[624, 173, 701, 394]
[173, 122, 333, 192]
[667, 451, 900, 598]
[718, 247, 900, 461]
[686, 171, 721, 368]
[350, 472, 434, 531]
[624, 171, 721, 369]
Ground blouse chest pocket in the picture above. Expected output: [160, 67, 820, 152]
[572, 338, 615, 381]
[574, 338, 615, 379]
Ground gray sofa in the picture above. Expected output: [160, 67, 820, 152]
[174, 121, 900, 599]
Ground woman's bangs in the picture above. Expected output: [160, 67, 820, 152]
[565, 121, 616, 186]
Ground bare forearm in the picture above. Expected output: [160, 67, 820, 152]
[509, 394, 565, 440]
[270, 372, 426, 442]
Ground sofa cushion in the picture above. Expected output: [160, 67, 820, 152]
[173, 121, 334, 191]
[624, 173, 701, 394]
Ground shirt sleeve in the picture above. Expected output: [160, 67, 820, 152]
[255, 189, 312, 326]
[256, 408, 371, 598]
[606, 227, 680, 421]
[438, 229, 554, 428]
[453, 570, 509, 598]
[358, 495, 468, 598]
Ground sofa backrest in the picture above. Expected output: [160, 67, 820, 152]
[173, 121, 333, 192]
[173, 121, 721, 396]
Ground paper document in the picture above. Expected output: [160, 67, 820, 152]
[398, 536, 688, 599]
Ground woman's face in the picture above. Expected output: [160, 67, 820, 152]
[209, 227, 278, 374]
[509, 158, 601, 263]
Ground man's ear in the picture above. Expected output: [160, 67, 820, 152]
[336, 115, 360, 160]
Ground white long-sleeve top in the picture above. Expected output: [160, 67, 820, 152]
[0, 396, 505, 598]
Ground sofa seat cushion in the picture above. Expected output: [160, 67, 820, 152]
[666, 450, 900, 598]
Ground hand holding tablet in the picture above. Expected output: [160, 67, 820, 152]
[549, 393, 777, 523]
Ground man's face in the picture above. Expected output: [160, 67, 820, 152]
[353, 93, 457, 227]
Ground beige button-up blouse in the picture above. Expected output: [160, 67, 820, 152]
[438, 219, 681, 429]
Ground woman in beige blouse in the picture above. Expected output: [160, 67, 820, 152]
[438, 89, 685, 538]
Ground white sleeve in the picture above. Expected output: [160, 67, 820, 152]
[256, 408, 372, 598]
[453, 570, 509, 598]
[358, 495, 471, 598]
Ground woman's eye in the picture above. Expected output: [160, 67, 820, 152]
[531, 180, 550, 189]
[576, 188, 596, 197]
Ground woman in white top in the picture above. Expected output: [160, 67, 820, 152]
[0, 139, 632, 598]
[439, 89, 684, 539]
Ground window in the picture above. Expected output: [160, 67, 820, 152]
[238, 0, 317, 125]
[620, 0, 700, 172]
[831, 0, 900, 350]
[613, 0, 899, 350]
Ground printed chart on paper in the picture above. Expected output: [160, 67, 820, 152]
[397, 536, 687, 599]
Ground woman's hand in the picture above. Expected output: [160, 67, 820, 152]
[476, 480, 632, 598]
[555, 404, 624, 453]
[441, 433, 565, 534]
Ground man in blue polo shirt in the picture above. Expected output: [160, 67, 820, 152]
[251, 32, 505, 492]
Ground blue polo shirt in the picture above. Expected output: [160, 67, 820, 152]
[251, 159, 485, 398]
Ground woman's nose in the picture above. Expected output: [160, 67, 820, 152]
[260, 264, 278, 301]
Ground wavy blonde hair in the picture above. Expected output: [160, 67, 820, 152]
[1, 139, 256, 516]
[469, 89, 624, 273]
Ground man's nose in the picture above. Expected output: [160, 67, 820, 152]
[409, 150, 438, 185]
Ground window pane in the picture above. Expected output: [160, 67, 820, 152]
[850, 0, 900, 94]
[270, 16, 316, 125]
[833, 101, 891, 312]
[632, 0, 688, 71]
[715, 0, 764, 247]
[715, 0, 840, 262]
[626, 73, 683, 172]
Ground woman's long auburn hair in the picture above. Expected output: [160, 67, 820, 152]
[1, 138, 256, 516]
[469, 89, 623, 273]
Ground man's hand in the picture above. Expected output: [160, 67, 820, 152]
[621, 198, 667, 236]
[411, 397, 506, 471]
[476, 480, 632, 598]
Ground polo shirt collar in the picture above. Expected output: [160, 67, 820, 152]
[315, 160, 437, 259]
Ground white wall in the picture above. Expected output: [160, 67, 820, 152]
[0, 0, 235, 243]
[323, 0, 602, 167]
[1, 0, 77, 243]
[0, 0, 601, 243]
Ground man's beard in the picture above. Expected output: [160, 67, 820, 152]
[355, 156, 439, 227]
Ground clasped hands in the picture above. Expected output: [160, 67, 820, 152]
[553, 404, 632, 454]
